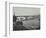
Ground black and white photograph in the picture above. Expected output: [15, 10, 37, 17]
[0, 0, 46, 37]
[13, 7, 40, 31]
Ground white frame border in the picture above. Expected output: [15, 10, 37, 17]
[7, 2, 46, 37]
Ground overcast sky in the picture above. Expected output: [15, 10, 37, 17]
[13, 7, 40, 16]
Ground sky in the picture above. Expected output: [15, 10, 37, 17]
[13, 7, 40, 16]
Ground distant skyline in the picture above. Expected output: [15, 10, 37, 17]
[13, 7, 40, 16]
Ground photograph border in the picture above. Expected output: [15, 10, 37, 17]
[6, 1, 45, 36]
